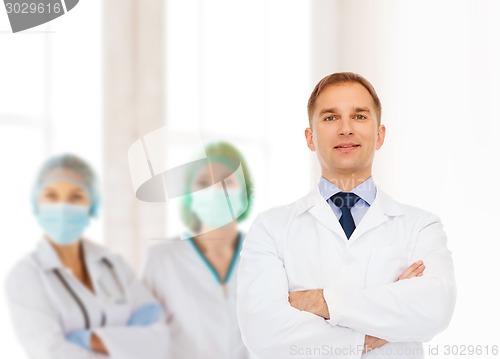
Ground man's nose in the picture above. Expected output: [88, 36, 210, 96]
[338, 118, 354, 136]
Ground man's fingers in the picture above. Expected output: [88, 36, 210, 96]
[363, 335, 389, 353]
[398, 260, 422, 279]
[412, 264, 425, 276]
[398, 260, 424, 280]
[407, 263, 425, 278]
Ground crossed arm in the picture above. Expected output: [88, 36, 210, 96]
[288, 261, 426, 352]
[288, 217, 456, 344]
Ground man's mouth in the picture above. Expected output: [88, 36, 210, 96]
[334, 144, 360, 149]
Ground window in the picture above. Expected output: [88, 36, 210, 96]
[163, 0, 313, 237]
[0, 2, 102, 356]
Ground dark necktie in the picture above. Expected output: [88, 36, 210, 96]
[331, 192, 360, 239]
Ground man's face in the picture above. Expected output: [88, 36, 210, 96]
[305, 82, 386, 179]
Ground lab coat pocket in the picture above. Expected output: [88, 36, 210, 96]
[367, 245, 410, 287]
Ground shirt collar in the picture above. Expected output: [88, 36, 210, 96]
[318, 175, 377, 206]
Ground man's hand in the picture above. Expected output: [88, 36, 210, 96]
[288, 292, 389, 353]
[288, 289, 330, 319]
[363, 335, 389, 353]
[398, 260, 425, 281]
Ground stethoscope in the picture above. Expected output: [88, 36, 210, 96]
[53, 258, 126, 330]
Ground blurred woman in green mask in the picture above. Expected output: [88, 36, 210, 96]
[143, 141, 255, 359]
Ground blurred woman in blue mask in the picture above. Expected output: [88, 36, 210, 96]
[142, 141, 254, 359]
[4, 154, 169, 359]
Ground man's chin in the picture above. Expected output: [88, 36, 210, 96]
[329, 162, 367, 176]
[331, 160, 360, 171]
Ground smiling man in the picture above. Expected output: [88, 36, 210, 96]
[237, 72, 456, 358]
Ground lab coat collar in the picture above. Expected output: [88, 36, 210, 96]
[35, 238, 109, 272]
[81, 239, 110, 264]
[35, 238, 63, 271]
[297, 186, 405, 245]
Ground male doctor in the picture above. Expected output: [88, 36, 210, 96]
[237, 72, 456, 358]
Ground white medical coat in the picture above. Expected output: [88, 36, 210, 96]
[4, 238, 169, 359]
[142, 236, 251, 359]
[237, 187, 456, 358]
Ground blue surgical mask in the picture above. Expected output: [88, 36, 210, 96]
[37, 203, 90, 245]
[190, 187, 246, 229]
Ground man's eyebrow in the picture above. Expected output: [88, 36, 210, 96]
[354, 107, 371, 113]
[318, 108, 338, 116]
[318, 107, 372, 116]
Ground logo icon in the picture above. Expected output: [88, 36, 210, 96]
[4, 0, 79, 33]
[128, 127, 250, 239]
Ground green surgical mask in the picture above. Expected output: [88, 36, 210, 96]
[190, 187, 245, 229]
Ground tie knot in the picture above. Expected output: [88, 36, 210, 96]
[331, 192, 360, 209]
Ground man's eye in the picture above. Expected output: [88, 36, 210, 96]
[324, 116, 335, 121]
[355, 115, 367, 120]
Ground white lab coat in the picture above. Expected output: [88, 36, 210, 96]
[237, 187, 457, 359]
[4, 238, 170, 359]
[142, 235, 251, 359]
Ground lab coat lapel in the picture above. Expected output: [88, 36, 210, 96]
[82, 239, 107, 266]
[348, 189, 405, 244]
[35, 238, 64, 271]
[81, 239, 113, 293]
[304, 188, 346, 240]
[35, 238, 108, 272]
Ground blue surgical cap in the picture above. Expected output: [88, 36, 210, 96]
[32, 154, 100, 217]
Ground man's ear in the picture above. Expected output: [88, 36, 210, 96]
[305, 127, 315, 151]
[376, 124, 386, 150]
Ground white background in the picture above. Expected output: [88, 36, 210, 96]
[1, 0, 499, 357]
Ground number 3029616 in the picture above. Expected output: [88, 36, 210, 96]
[443, 345, 498, 356]
[5, 2, 62, 14]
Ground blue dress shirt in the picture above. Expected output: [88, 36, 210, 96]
[318, 176, 377, 226]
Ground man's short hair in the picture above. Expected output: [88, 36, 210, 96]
[307, 72, 382, 126]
